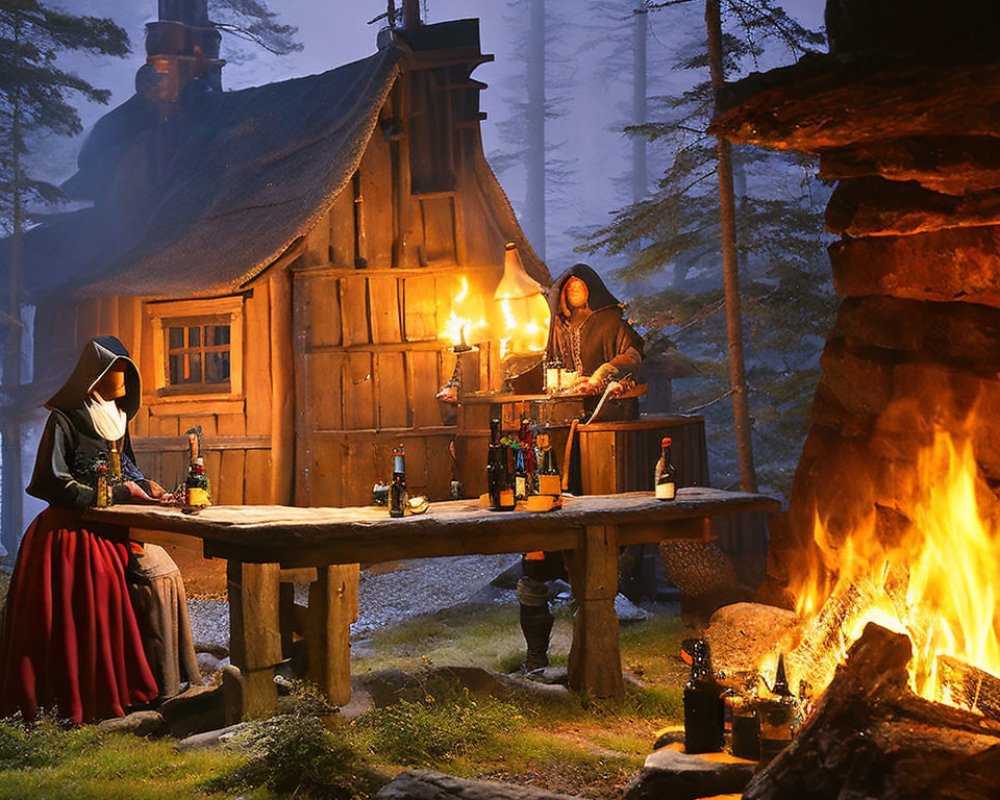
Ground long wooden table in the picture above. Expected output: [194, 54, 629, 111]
[84, 489, 779, 716]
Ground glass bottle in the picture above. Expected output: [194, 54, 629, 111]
[514, 449, 528, 501]
[95, 454, 109, 508]
[537, 431, 561, 497]
[683, 638, 725, 754]
[487, 419, 504, 511]
[654, 437, 677, 501]
[185, 457, 211, 507]
[390, 444, 407, 518]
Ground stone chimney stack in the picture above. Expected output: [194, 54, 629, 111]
[136, 0, 224, 105]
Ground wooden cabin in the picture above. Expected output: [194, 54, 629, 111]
[1, 2, 549, 554]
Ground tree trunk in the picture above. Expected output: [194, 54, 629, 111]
[631, 6, 648, 205]
[706, 0, 756, 492]
[2, 19, 24, 559]
[525, 0, 547, 261]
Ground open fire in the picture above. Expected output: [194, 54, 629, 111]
[439, 244, 551, 358]
[769, 430, 1000, 716]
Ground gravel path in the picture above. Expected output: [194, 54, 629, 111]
[187, 553, 522, 650]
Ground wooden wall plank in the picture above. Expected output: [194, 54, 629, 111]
[328, 188, 355, 270]
[132, 407, 151, 438]
[148, 415, 179, 437]
[345, 435, 377, 507]
[160, 450, 189, 495]
[308, 352, 345, 431]
[403, 275, 438, 341]
[343, 353, 375, 429]
[244, 449, 272, 504]
[219, 449, 247, 505]
[301, 276, 342, 349]
[217, 413, 246, 437]
[118, 298, 142, 359]
[425, 436, 454, 500]
[178, 415, 216, 437]
[376, 353, 408, 428]
[408, 351, 441, 429]
[244, 280, 272, 436]
[339, 277, 370, 347]
[99, 297, 120, 339]
[420, 197, 457, 265]
[359, 120, 394, 270]
[400, 434, 427, 497]
[309, 435, 347, 508]
[368, 276, 401, 344]
[270, 269, 295, 505]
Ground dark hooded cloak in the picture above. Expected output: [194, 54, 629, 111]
[0, 336, 161, 722]
[27, 336, 146, 508]
[546, 264, 644, 377]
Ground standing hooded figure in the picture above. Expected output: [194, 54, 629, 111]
[546, 264, 644, 394]
[0, 336, 199, 724]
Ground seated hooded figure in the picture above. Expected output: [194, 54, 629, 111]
[547, 264, 644, 394]
[0, 336, 200, 724]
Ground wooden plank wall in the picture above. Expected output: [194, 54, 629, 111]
[290, 72, 511, 507]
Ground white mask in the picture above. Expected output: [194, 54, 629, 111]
[86, 392, 127, 442]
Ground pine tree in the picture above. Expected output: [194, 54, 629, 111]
[492, 0, 578, 263]
[210, 0, 302, 63]
[582, 0, 833, 494]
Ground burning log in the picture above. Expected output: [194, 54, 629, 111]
[744, 623, 1000, 800]
[938, 654, 1000, 724]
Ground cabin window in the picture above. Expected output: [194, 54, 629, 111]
[146, 295, 245, 399]
[166, 321, 231, 389]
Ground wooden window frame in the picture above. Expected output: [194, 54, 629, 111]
[147, 295, 244, 400]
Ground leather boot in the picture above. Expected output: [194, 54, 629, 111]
[519, 602, 554, 675]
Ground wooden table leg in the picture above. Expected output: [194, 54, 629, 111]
[307, 563, 360, 706]
[227, 560, 282, 718]
[567, 524, 625, 701]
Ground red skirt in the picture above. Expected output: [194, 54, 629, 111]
[0, 507, 158, 723]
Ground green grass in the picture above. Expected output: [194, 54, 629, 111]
[0, 718, 268, 800]
[0, 599, 693, 800]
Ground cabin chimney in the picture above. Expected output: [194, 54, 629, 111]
[136, 0, 224, 105]
[402, 0, 422, 30]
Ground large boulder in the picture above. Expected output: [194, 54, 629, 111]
[624, 746, 756, 800]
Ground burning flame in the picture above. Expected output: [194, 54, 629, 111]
[778, 432, 1000, 710]
[440, 277, 489, 348]
[439, 274, 550, 357]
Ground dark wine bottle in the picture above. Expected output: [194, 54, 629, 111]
[514, 448, 528, 501]
[683, 638, 725, 754]
[487, 419, 504, 510]
[654, 437, 677, 501]
[537, 431, 561, 497]
[389, 444, 407, 518]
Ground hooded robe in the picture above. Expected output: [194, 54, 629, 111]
[0, 337, 198, 723]
[546, 264, 644, 382]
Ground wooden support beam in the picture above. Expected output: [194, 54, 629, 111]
[566, 525, 624, 702]
[226, 560, 281, 718]
[307, 564, 360, 706]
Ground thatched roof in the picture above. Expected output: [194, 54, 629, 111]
[5, 47, 401, 300]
